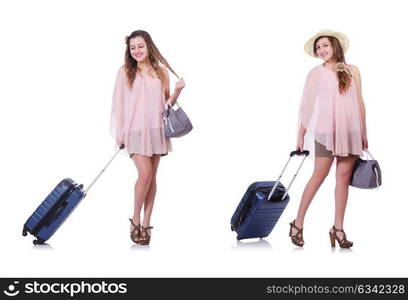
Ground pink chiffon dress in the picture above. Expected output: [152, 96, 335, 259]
[298, 65, 363, 157]
[110, 66, 172, 157]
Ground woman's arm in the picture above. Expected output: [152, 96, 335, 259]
[349, 65, 368, 149]
[297, 125, 306, 151]
[111, 66, 127, 146]
[160, 67, 185, 106]
[296, 67, 318, 152]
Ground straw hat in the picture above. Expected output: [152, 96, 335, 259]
[304, 29, 349, 57]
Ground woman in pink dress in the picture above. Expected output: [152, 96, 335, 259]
[111, 30, 185, 245]
[289, 30, 368, 248]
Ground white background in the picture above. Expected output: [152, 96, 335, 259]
[0, 0, 407, 277]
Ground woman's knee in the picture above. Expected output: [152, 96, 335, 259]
[137, 170, 153, 185]
[310, 157, 333, 185]
[310, 169, 330, 185]
[148, 176, 157, 189]
[335, 169, 353, 184]
[336, 157, 357, 184]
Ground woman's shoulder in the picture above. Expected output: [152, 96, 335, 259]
[304, 65, 323, 79]
[308, 64, 323, 74]
[347, 64, 360, 77]
[347, 63, 359, 70]
[157, 66, 169, 78]
[347, 64, 359, 72]
[115, 65, 126, 79]
[118, 64, 126, 74]
[156, 66, 169, 86]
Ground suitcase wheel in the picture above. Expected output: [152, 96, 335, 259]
[33, 239, 44, 245]
[22, 229, 27, 236]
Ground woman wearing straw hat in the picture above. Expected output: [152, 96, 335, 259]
[289, 29, 368, 248]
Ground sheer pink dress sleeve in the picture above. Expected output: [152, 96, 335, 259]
[298, 65, 363, 157]
[110, 66, 127, 146]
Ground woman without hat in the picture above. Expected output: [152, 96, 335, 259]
[111, 30, 186, 245]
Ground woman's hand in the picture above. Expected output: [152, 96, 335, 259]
[296, 137, 304, 152]
[362, 134, 368, 150]
[167, 78, 185, 106]
[117, 139, 124, 148]
[175, 78, 185, 92]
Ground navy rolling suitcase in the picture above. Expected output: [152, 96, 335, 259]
[230, 150, 309, 240]
[22, 146, 123, 245]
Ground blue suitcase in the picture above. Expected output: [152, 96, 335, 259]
[22, 147, 122, 245]
[230, 150, 309, 240]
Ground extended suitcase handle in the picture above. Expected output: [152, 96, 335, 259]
[290, 150, 310, 157]
[267, 150, 309, 201]
[84, 144, 125, 194]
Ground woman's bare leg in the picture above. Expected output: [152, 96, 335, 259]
[131, 155, 153, 227]
[292, 157, 334, 239]
[142, 155, 161, 227]
[331, 155, 358, 239]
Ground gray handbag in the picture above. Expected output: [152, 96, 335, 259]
[350, 150, 382, 189]
[163, 101, 193, 138]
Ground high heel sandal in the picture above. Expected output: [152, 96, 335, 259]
[129, 218, 141, 244]
[289, 220, 304, 247]
[139, 226, 153, 245]
[329, 226, 353, 248]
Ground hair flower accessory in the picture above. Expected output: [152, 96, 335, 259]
[335, 62, 347, 72]
[335, 62, 353, 76]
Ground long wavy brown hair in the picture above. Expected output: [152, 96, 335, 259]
[124, 30, 179, 88]
[314, 36, 352, 94]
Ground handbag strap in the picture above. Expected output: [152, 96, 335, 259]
[165, 100, 180, 110]
[165, 115, 175, 133]
[373, 165, 380, 190]
[163, 101, 178, 134]
[363, 149, 375, 160]
[364, 149, 380, 190]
